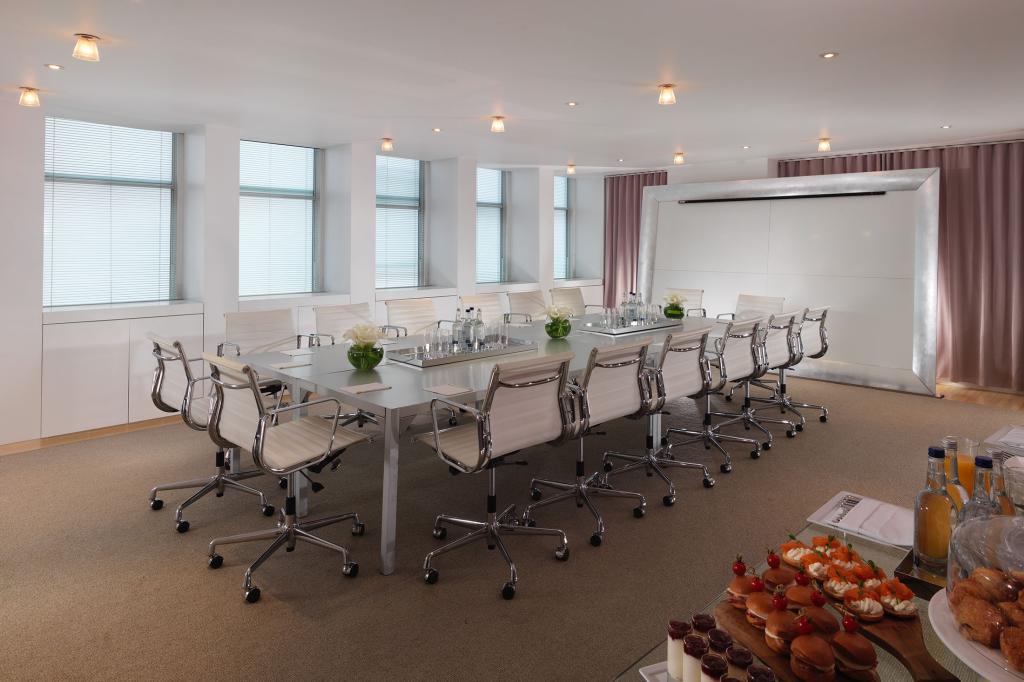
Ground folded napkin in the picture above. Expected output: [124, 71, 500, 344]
[281, 348, 315, 357]
[507, 323, 532, 328]
[341, 382, 391, 394]
[269, 360, 312, 369]
[425, 384, 473, 396]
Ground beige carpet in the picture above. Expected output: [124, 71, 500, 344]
[0, 378, 1019, 681]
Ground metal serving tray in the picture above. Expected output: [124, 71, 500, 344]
[578, 318, 682, 336]
[385, 337, 538, 368]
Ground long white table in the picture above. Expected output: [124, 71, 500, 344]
[240, 316, 724, 575]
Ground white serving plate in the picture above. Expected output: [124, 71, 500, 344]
[638, 661, 671, 682]
[929, 588, 1024, 681]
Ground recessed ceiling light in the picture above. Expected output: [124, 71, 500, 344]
[379, 137, 394, 152]
[72, 33, 101, 62]
[817, 137, 832, 152]
[819, 51, 838, 59]
[657, 84, 676, 106]
[940, 124, 951, 129]
[566, 101, 578, 108]
[673, 152, 686, 165]
[566, 163, 576, 175]
[618, 158, 624, 162]
[18, 87, 40, 107]
[490, 116, 505, 133]
[44, 63, 63, 70]
[742, 145, 751, 150]
[432, 127, 442, 133]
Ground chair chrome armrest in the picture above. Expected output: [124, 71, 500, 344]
[686, 307, 708, 318]
[436, 319, 458, 329]
[379, 325, 407, 338]
[503, 312, 532, 323]
[715, 312, 735, 320]
[181, 373, 212, 431]
[217, 341, 241, 357]
[256, 397, 347, 474]
[299, 332, 334, 347]
[428, 398, 489, 473]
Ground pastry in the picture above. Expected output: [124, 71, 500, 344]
[843, 586, 884, 623]
[1000, 626, 1024, 672]
[950, 592, 1006, 647]
[950, 578, 992, 606]
[999, 601, 1024, 628]
[762, 566, 797, 591]
[851, 561, 887, 591]
[879, 579, 918, 618]
[745, 592, 774, 630]
[798, 606, 840, 639]
[781, 538, 814, 568]
[766, 608, 798, 654]
[800, 551, 830, 581]
[827, 544, 861, 571]
[727, 574, 763, 611]
[811, 535, 842, 556]
[790, 634, 836, 681]
[785, 585, 816, 610]
[832, 629, 879, 681]
[970, 567, 1019, 603]
[823, 566, 858, 600]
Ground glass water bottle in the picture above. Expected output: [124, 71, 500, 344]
[991, 453, 1016, 516]
[942, 436, 969, 510]
[914, 446, 957, 575]
[960, 456, 999, 523]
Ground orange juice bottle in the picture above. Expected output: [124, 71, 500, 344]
[941, 437, 969, 510]
[914, 446, 956, 575]
[958, 438, 979, 493]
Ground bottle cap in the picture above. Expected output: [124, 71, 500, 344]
[927, 446, 945, 459]
[975, 455, 993, 469]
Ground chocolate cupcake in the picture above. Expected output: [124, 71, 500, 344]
[725, 645, 753, 669]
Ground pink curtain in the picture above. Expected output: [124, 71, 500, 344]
[603, 171, 668, 307]
[779, 142, 1024, 391]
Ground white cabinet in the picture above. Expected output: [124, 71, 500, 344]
[128, 315, 205, 423]
[42, 320, 131, 437]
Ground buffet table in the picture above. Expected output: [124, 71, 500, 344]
[616, 523, 980, 681]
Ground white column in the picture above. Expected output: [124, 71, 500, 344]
[535, 166, 556, 296]
[428, 157, 477, 295]
[180, 124, 241, 353]
[323, 142, 376, 303]
[0, 103, 43, 444]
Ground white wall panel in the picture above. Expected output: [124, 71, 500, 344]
[655, 201, 771, 274]
[127, 314, 204, 423]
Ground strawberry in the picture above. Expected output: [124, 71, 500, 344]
[732, 555, 747, 577]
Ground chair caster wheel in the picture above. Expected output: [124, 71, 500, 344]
[424, 568, 439, 584]
[523, 518, 536, 527]
[245, 587, 261, 604]
[278, 477, 288, 489]
[342, 562, 359, 578]
[555, 545, 570, 561]
[175, 520, 190, 533]
[150, 499, 163, 511]
[820, 415, 828, 423]
[208, 554, 223, 569]
[750, 450, 760, 459]
[448, 417, 458, 426]
[633, 506, 646, 519]
[725, 395, 733, 402]
[529, 487, 542, 501]
[703, 478, 715, 489]
[661, 437, 669, 446]
[351, 522, 365, 536]
[796, 424, 804, 432]
[432, 526, 447, 539]
[720, 463, 732, 474]
[603, 461, 613, 472]
[261, 505, 275, 517]
[663, 494, 676, 506]
[762, 442, 772, 451]
[786, 430, 797, 438]
[501, 582, 516, 600]
[744, 424, 750, 430]
[590, 533, 603, 547]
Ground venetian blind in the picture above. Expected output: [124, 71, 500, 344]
[376, 155, 423, 288]
[476, 167, 505, 283]
[553, 175, 570, 279]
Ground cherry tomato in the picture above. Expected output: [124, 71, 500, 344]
[732, 555, 747, 577]
[795, 571, 810, 586]
[766, 549, 781, 569]
[810, 590, 827, 607]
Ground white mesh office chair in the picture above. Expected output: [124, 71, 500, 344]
[221, 308, 305, 355]
[523, 340, 650, 547]
[707, 316, 797, 449]
[507, 290, 548, 321]
[717, 294, 785, 321]
[385, 298, 442, 336]
[602, 328, 718, 504]
[416, 353, 574, 600]
[750, 307, 831, 425]
[203, 352, 371, 603]
[550, 287, 602, 318]
[664, 288, 707, 317]
[147, 336, 273, 533]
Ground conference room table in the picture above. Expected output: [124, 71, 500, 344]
[240, 315, 727, 575]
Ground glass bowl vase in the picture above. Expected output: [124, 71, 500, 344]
[347, 343, 384, 370]
[545, 318, 571, 339]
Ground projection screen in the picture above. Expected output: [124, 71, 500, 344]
[636, 169, 940, 395]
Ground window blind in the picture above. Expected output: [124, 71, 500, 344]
[376, 155, 423, 288]
[553, 175, 570, 279]
[476, 167, 505, 284]
[239, 140, 317, 297]
[43, 117, 176, 307]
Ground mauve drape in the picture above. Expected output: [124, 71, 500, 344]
[778, 142, 1024, 391]
[603, 171, 668, 307]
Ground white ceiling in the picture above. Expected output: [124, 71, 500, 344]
[4, 0, 1023, 171]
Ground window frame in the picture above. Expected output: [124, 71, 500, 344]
[375, 157, 426, 289]
[43, 116, 180, 308]
[475, 167, 508, 284]
[238, 140, 321, 298]
[553, 174, 573, 280]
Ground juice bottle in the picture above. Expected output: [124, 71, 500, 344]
[959, 456, 999, 524]
[941, 436, 969, 510]
[958, 438, 979, 493]
[914, 446, 957, 575]
[990, 453, 1015, 516]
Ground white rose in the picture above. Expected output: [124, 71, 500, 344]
[343, 323, 383, 346]
[545, 305, 572, 320]
[664, 293, 686, 307]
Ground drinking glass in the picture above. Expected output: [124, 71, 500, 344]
[423, 328, 436, 358]
[438, 327, 451, 356]
[958, 438, 979, 491]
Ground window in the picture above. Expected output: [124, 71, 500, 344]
[376, 156, 424, 288]
[239, 141, 318, 296]
[553, 175, 571, 280]
[476, 167, 506, 283]
[43, 117, 176, 307]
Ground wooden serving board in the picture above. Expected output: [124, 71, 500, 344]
[714, 601, 804, 682]
[823, 598, 957, 682]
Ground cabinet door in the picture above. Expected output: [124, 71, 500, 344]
[128, 314, 205, 423]
[42, 320, 131, 437]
